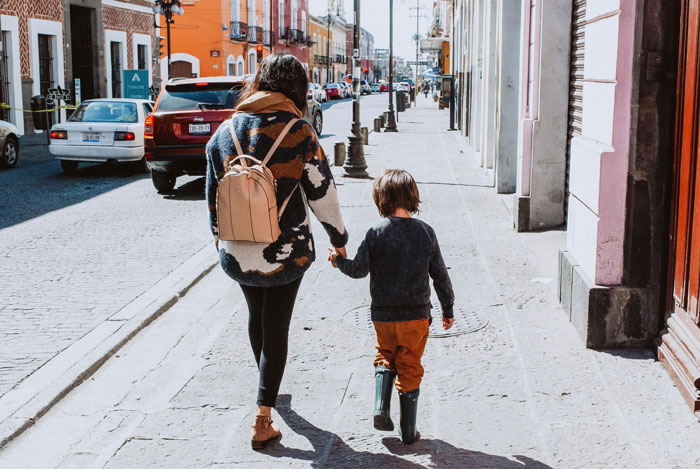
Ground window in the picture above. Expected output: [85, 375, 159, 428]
[0, 32, 9, 121]
[110, 41, 122, 98]
[291, 0, 297, 30]
[313, 34, 317, 54]
[155, 83, 242, 112]
[142, 103, 152, 117]
[137, 44, 147, 70]
[301, 11, 306, 35]
[248, 52, 256, 74]
[69, 101, 138, 123]
[38, 34, 54, 96]
[248, 0, 255, 26]
[231, 0, 240, 22]
[278, 0, 284, 36]
[237, 60, 244, 75]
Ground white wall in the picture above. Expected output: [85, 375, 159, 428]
[1, 14, 23, 134]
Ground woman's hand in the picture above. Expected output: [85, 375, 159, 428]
[334, 246, 347, 258]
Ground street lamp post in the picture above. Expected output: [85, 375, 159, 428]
[385, 0, 398, 132]
[344, 0, 368, 178]
[152, 0, 184, 81]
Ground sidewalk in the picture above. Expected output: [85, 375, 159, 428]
[3, 99, 700, 468]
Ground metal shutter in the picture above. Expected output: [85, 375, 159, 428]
[565, 0, 586, 221]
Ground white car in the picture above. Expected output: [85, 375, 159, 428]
[49, 98, 155, 174]
[309, 83, 326, 102]
[398, 82, 410, 92]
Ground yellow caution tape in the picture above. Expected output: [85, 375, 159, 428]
[0, 102, 77, 113]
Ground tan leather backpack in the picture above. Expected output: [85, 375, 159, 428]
[216, 118, 299, 243]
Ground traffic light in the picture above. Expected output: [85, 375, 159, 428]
[256, 44, 264, 63]
[155, 36, 164, 59]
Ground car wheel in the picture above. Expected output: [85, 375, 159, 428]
[0, 136, 19, 169]
[313, 112, 323, 136]
[60, 160, 79, 174]
[151, 171, 176, 193]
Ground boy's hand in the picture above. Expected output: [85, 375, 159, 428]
[328, 246, 339, 267]
[442, 317, 454, 330]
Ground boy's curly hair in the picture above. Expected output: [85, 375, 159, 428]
[373, 169, 421, 218]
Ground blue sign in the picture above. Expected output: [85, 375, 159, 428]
[123, 70, 149, 99]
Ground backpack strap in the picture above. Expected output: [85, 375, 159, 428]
[227, 120, 246, 166]
[262, 118, 299, 166]
[277, 183, 299, 220]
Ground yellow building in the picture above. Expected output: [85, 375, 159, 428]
[309, 16, 330, 85]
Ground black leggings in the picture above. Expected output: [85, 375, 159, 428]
[239, 276, 303, 407]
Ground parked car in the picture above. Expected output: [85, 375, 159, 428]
[146, 76, 324, 193]
[379, 82, 390, 93]
[324, 83, 342, 100]
[0, 120, 21, 169]
[370, 83, 380, 93]
[49, 98, 154, 174]
[342, 82, 353, 98]
[308, 83, 326, 102]
[360, 80, 371, 95]
[398, 82, 410, 92]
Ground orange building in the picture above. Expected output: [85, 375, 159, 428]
[160, 0, 272, 80]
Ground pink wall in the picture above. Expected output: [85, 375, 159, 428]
[594, 4, 637, 285]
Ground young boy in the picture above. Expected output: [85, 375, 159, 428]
[328, 169, 455, 444]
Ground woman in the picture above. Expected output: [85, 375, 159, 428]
[205, 53, 348, 449]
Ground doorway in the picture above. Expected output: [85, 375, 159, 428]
[171, 61, 193, 78]
[659, 0, 700, 417]
[69, 5, 96, 101]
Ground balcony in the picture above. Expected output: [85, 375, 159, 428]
[314, 55, 330, 66]
[263, 29, 274, 46]
[335, 54, 346, 64]
[284, 27, 296, 44]
[248, 26, 263, 43]
[292, 29, 305, 44]
[230, 21, 249, 41]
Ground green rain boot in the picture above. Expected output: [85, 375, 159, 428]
[398, 388, 420, 444]
[373, 366, 396, 431]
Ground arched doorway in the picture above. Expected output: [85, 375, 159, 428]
[171, 60, 192, 78]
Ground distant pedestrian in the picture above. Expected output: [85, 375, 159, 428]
[328, 169, 455, 444]
[423, 82, 430, 98]
[206, 53, 348, 450]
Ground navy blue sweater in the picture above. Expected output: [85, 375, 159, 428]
[336, 217, 454, 322]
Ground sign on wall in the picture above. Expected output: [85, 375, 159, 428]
[123, 70, 149, 99]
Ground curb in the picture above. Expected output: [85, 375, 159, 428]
[0, 245, 218, 450]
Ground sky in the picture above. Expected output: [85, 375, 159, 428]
[307, 0, 436, 61]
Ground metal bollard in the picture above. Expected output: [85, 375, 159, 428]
[334, 141, 346, 167]
[373, 118, 382, 133]
[361, 127, 368, 145]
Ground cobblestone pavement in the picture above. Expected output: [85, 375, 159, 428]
[0, 96, 386, 406]
[5, 98, 700, 468]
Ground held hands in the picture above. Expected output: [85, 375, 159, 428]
[442, 317, 455, 330]
[327, 246, 347, 268]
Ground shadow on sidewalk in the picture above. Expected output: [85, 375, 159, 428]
[162, 176, 206, 201]
[263, 395, 552, 468]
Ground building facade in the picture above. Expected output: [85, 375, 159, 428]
[360, 27, 374, 82]
[273, 0, 311, 70]
[1, 0, 158, 134]
[450, 0, 700, 415]
[308, 15, 329, 84]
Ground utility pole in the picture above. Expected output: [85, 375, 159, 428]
[152, 0, 185, 80]
[344, 0, 368, 178]
[385, 0, 398, 132]
[327, 13, 332, 84]
[409, 1, 424, 103]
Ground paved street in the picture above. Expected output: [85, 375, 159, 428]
[3, 99, 700, 468]
[0, 95, 386, 413]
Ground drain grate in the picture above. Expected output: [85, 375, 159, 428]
[342, 304, 488, 338]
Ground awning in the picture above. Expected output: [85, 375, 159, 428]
[420, 37, 448, 53]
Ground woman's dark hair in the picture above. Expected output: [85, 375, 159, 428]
[372, 169, 421, 217]
[238, 53, 308, 112]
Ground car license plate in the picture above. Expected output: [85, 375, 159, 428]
[82, 132, 100, 143]
[189, 123, 210, 135]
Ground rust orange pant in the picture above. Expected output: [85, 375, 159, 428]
[373, 319, 430, 393]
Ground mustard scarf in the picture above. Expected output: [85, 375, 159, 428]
[235, 91, 303, 119]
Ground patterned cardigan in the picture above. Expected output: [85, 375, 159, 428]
[206, 111, 348, 287]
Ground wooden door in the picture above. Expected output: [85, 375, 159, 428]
[659, 0, 700, 418]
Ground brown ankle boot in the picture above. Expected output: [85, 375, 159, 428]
[251, 413, 281, 450]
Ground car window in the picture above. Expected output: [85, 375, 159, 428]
[142, 103, 152, 117]
[327, 84, 338, 89]
[69, 101, 139, 123]
[156, 83, 242, 112]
